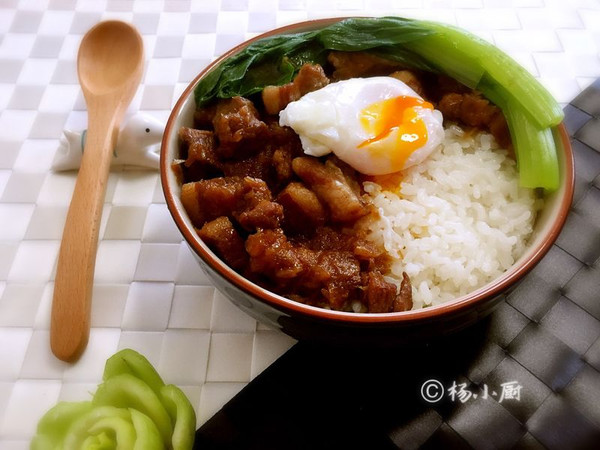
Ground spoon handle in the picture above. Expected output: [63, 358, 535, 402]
[51, 106, 118, 362]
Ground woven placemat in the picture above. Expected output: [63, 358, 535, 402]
[194, 82, 600, 450]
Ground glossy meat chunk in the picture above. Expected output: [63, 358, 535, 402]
[276, 182, 327, 234]
[181, 175, 279, 228]
[394, 272, 413, 312]
[222, 148, 274, 181]
[212, 96, 267, 156]
[364, 271, 398, 313]
[220, 122, 302, 188]
[198, 216, 248, 271]
[363, 271, 413, 313]
[439, 92, 495, 128]
[272, 147, 294, 185]
[180, 181, 203, 227]
[245, 228, 362, 310]
[236, 200, 283, 231]
[389, 70, 425, 97]
[438, 91, 511, 148]
[327, 157, 363, 198]
[238, 174, 272, 206]
[328, 51, 401, 80]
[178, 127, 221, 180]
[318, 251, 362, 310]
[264, 118, 304, 147]
[262, 63, 330, 114]
[300, 226, 382, 261]
[245, 228, 305, 280]
[181, 177, 244, 227]
[245, 225, 394, 311]
[180, 128, 218, 167]
[292, 157, 368, 223]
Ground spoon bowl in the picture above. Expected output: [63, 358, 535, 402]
[78, 21, 144, 96]
[51, 21, 144, 362]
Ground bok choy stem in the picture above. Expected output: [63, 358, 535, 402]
[418, 21, 564, 128]
[31, 349, 196, 450]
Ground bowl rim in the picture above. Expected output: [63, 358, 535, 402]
[161, 17, 575, 324]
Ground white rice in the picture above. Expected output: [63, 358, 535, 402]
[361, 124, 542, 309]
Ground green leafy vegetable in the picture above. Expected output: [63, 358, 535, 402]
[316, 17, 438, 50]
[61, 406, 138, 449]
[93, 373, 173, 446]
[103, 348, 165, 396]
[479, 75, 560, 190]
[31, 349, 196, 450]
[129, 409, 164, 450]
[412, 21, 563, 128]
[503, 102, 560, 190]
[160, 385, 197, 450]
[193, 16, 563, 190]
[31, 402, 94, 450]
[194, 17, 436, 106]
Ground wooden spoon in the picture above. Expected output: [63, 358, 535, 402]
[51, 21, 144, 362]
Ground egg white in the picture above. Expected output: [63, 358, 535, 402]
[279, 76, 444, 175]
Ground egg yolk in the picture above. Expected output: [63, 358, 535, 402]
[359, 96, 433, 168]
[365, 171, 405, 193]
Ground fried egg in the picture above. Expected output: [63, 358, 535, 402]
[279, 77, 444, 175]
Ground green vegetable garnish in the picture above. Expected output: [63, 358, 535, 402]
[103, 348, 166, 394]
[31, 349, 196, 450]
[160, 385, 197, 450]
[93, 373, 173, 446]
[404, 21, 564, 129]
[194, 17, 435, 105]
[194, 17, 562, 191]
[479, 74, 560, 190]
[30, 402, 94, 449]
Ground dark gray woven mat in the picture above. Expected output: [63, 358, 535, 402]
[195, 81, 600, 450]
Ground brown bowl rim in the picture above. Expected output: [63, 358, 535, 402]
[161, 17, 575, 325]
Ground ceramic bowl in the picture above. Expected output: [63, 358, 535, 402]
[160, 18, 574, 345]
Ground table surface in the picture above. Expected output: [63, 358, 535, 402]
[1, 0, 600, 448]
